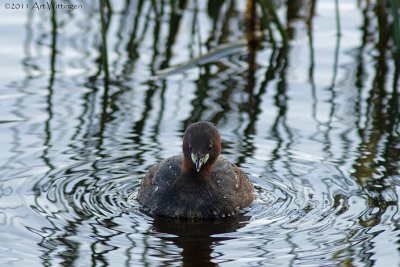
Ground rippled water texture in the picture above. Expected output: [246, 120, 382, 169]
[1, 0, 400, 266]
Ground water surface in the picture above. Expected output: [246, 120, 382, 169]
[0, 0, 399, 266]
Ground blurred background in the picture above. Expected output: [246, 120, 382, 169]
[0, 0, 399, 266]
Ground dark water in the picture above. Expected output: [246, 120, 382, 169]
[1, 0, 400, 266]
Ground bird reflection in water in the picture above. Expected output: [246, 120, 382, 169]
[152, 214, 251, 266]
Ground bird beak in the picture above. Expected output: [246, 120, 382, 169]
[191, 153, 210, 172]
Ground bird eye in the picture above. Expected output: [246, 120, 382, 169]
[189, 146, 192, 151]
[209, 144, 213, 151]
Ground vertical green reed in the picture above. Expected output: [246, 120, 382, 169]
[389, 0, 400, 48]
[334, 0, 341, 35]
[257, 0, 288, 43]
[99, 0, 110, 86]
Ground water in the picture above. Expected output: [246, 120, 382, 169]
[1, 0, 399, 266]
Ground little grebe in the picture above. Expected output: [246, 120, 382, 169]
[137, 121, 254, 219]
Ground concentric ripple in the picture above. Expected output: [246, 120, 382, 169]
[247, 160, 363, 230]
[27, 157, 380, 266]
[210, 159, 372, 266]
[33, 157, 364, 228]
[32, 162, 143, 223]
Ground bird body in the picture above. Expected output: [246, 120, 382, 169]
[138, 122, 254, 219]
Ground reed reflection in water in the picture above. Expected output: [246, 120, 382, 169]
[0, 0, 399, 266]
